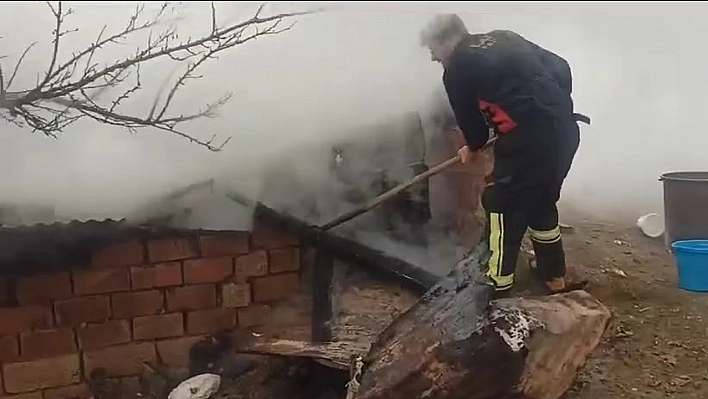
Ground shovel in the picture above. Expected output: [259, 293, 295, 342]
[320, 137, 497, 231]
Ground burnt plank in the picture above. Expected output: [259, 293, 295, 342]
[316, 233, 437, 294]
[226, 193, 437, 294]
[312, 246, 334, 342]
[235, 337, 368, 370]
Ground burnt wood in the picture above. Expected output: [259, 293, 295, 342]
[357, 242, 519, 399]
[226, 192, 438, 293]
[235, 337, 369, 370]
[357, 288, 611, 399]
[355, 241, 611, 399]
[312, 244, 334, 342]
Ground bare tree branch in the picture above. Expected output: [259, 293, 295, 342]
[0, 2, 319, 151]
[7, 42, 37, 89]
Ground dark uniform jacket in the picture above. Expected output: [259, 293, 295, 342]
[443, 30, 580, 191]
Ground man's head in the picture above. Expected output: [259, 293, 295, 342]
[419, 14, 469, 65]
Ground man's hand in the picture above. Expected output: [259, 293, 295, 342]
[458, 145, 473, 164]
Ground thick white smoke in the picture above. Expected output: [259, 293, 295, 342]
[2, 2, 707, 270]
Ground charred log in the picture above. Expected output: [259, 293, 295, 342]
[357, 244, 611, 399]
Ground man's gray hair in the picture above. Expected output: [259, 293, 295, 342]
[419, 14, 469, 47]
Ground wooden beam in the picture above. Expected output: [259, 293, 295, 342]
[317, 232, 438, 294]
[312, 245, 334, 342]
[226, 193, 438, 294]
[235, 337, 369, 371]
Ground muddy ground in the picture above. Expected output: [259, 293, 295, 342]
[558, 212, 708, 399]
[217, 211, 707, 399]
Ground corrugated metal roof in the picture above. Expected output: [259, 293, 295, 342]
[0, 216, 220, 276]
[0, 178, 217, 231]
[0, 180, 226, 276]
[0, 218, 133, 276]
[0, 218, 128, 231]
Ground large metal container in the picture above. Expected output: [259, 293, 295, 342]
[660, 171, 708, 251]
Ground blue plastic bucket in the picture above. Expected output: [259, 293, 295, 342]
[671, 240, 708, 292]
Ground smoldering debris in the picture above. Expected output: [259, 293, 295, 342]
[341, 226, 469, 278]
[255, 108, 474, 277]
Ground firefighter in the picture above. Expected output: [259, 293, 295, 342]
[420, 14, 582, 297]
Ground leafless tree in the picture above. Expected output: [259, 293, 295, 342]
[0, 2, 315, 151]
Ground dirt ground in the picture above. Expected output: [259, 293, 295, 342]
[557, 212, 708, 399]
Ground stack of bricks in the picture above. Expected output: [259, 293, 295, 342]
[0, 222, 303, 399]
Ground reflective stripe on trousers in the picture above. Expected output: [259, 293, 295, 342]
[486, 212, 514, 291]
[529, 226, 562, 244]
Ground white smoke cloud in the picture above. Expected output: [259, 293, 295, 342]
[1, 2, 706, 261]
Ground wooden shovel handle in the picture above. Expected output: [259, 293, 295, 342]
[320, 137, 497, 231]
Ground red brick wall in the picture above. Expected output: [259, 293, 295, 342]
[0, 222, 304, 398]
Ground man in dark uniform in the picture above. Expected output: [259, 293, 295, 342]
[420, 14, 582, 296]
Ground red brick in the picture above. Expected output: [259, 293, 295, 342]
[83, 342, 157, 377]
[183, 257, 233, 284]
[199, 233, 249, 257]
[0, 336, 19, 363]
[16, 273, 72, 305]
[234, 251, 268, 282]
[0, 306, 52, 335]
[77, 320, 131, 350]
[131, 262, 182, 290]
[54, 296, 110, 327]
[147, 237, 199, 263]
[156, 336, 204, 367]
[133, 313, 184, 340]
[20, 329, 75, 361]
[268, 248, 301, 273]
[186, 308, 236, 335]
[91, 239, 145, 267]
[166, 285, 216, 312]
[0, 392, 43, 399]
[221, 283, 251, 308]
[43, 383, 91, 399]
[252, 273, 300, 303]
[111, 290, 164, 318]
[251, 221, 299, 249]
[72, 268, 130, 295]
[237, 304, 272, 328]
[2, 354, 81, 393]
